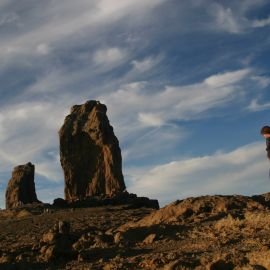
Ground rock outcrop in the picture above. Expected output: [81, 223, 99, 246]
[59, 100, 126, 201]
[5, 162, 40, 209]
[52, 192, 159, 210]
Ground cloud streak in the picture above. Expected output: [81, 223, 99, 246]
[204, 69, 251, 87]
[248, 99, 270, 112]
[0, 100, 67, 180]
[100, 68, 252, 129]
[252, 16, 270, 28]
[93, 47, 128, 70]
[0, 0, 166, 63]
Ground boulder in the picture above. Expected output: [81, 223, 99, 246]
[59, 100, 126, 201]
[5, 162, 40, 209]
[53, 198, 69, 208]
[40, 221, 76, 261]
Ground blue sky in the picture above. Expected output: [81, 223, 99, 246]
[0, 0, 270, 208]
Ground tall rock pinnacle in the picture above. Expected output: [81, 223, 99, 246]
[5, 162, 40, 209]
[59, 100, 126, 201]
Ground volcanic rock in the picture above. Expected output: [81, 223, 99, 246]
[59, 100, 126, 201]
[143, 233, 157, 244]
[5, 162, 40, 209]
[40, 220, 76, 261]
[53, 197, 69, 208]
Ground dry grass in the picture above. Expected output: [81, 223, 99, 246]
[214, 214, 243, 231]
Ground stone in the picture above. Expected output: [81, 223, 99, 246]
[59, 100, 126, 201]
[40, 221, 76, 261]
[209, 260, 234, 270]
[53, 198, 68, 208]
[58, 220, 70, 234]
[0, 254, 13, 263]
[92, 235, 110, 248]
[42, 232, 58, 244]
[16, 209, 32, 218]
[143, 233, 157, 244]
[5, 162, 40, 209]
[114, 232, 123, 244]
[72, 233, 93, 251]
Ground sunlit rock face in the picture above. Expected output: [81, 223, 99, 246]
[59, 100, 126, 201]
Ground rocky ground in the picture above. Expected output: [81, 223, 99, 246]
[1, 193, 270, 270]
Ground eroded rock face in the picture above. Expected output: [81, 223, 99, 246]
[5, 162, 40, 209]
[59, 100, 126, 201]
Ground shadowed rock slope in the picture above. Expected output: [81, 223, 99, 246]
[5, 162, 40, 209]
[59, 100, 126, 201]
[1, 193, 270, 269]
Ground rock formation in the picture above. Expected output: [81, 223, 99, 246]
[59, 100, 126, 201]
[5, 162, 40, 209]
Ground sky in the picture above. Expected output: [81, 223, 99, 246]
[0, 0, 270, 208]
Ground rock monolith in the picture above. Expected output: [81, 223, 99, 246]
[5, 162, 40, 209]
[59, 100, 126, 201]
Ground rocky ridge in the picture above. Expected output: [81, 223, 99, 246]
[0, 194, 270, 269]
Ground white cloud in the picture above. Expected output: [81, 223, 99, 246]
[248, 99, 270, 112]
[0, 0, 9, 8]
[138, 112, 164, 127]
[206, 2, 270, 34]
[98, 68, 252, 161]
[97, 0, 166, 22]
[251, 75, 270, 88]
[101, 68, 251, 129]
[252, 16, 270, 28]
[36, 158, 63, 182]
[93, 47, 127, 67]
[26, 68, 86, 95]
[36, 43, 50, 55]
[216, 8, 242, 33]
[122, 125, 187, 161]
[204, 69, 251, 87]
[27, 69, 66, 94]
[208, 3, 245, 34]
[131, 55, 162, 73]
[0, 12, 18, 26]
[128, 142, 268, 206]
[26, 63, 111, 96]
[0, 0, 166, 64]
[132, 58, 154, 72]
[0, 101, 67, 180]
